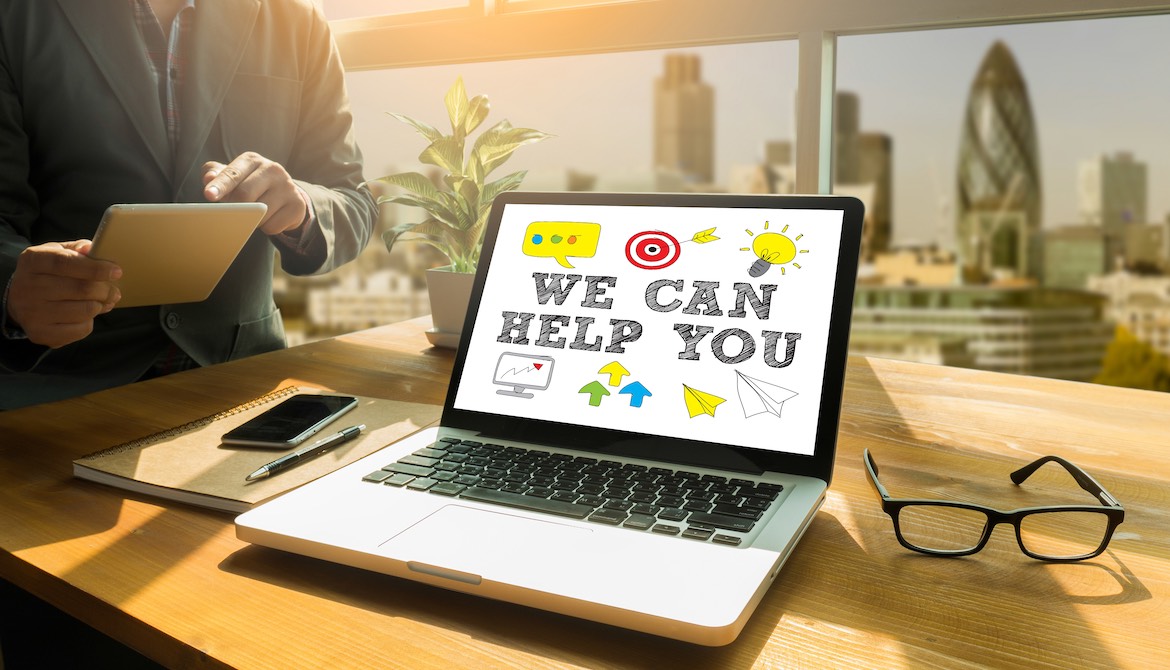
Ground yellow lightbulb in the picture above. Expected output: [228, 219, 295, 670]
[748, 232, 796, 277]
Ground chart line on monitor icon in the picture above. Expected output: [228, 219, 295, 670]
[494, 352, 555, 398]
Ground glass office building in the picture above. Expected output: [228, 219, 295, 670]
[955, 41, 1042, 282]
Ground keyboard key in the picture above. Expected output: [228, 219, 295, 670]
[413, 447, 447, 459]
[501, 483, 529, 494]
[687, 511, 756, 533]
[712, 503, 764, 520]
[577, 495, 606, 508]
[525, 487, 555, 499]
[658, 508, 689, 522]
[712, 534, 743, 546]
[383, 473, 415, 487]
[651, 524, 682, 535]
[588, 509, 628, 525]
[459, 486, 594, 519]
[630, 503, 662, 516]
[682, 527, 714, 541]
[603, 499, 633, 512]
[429, 482, 466, 496]
[454, 475, 481, 486]
[362, 470, 393, 483]
[407, 477, 437, 491]
[431, 471, 457, 482]
[742, 497, 771, 510]
[683, 500, 713, 513]
[622, 514, 657, 530]
[549, 491, 581, 503]
[398, 454, 439, 468]
[389, 463, 435, 478]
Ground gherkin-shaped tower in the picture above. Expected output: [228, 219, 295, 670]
[956, 41, 1041, 281]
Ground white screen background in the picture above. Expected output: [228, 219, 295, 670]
[453, 203, 845, 457]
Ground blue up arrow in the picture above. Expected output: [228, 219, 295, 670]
[618, 382, 652, 408]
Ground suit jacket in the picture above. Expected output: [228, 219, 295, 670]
[0, 0, 377, 408]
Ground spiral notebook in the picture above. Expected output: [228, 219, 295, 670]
[73, 386, 442, 513]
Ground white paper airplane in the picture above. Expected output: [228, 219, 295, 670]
[735, 370, 798, 419]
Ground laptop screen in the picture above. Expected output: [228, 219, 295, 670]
[444, 193, 863, 478]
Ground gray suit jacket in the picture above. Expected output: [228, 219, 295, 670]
[0, 0, 377, 408]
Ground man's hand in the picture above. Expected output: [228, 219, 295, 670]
[203, 152, 309, 236]
[7, 240, 122, 349]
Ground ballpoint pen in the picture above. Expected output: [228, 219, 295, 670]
[245, 424, 366, 481]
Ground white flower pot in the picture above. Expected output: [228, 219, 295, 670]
[425, 266, 475, 347]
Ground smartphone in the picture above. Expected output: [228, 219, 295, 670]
[221, 394, 359, 448]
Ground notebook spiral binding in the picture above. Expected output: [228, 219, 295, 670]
[86, 386, 301, 458]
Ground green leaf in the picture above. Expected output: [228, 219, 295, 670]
[387, 112, 442, 143]
[479, 170, 527, 219]
[471, 123, 552, 176]
[445, 77, 469, 139]
[466, 151, 485, 189]
[464, 95, 490, 136]
[435, 191, 473, 230]
[378, 192, 460, 229]
[369, 172, 440, 200]
[419, 136, 464, 175]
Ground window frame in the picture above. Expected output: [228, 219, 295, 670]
[329, 0, 1170, 195]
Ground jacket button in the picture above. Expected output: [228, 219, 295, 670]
[165, 312, 181, 329]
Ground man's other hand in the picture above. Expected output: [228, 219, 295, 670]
[8, 240, 122, 348]
[202, 152, 309, 236]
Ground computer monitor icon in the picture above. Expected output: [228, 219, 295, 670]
[493, 352, 555, 398]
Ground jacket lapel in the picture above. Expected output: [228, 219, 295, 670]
[173, 0, 260, 189]
[57, 0, 170, 177]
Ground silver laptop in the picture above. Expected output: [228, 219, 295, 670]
[236, 192, 864, 645]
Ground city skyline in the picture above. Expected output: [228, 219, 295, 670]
[343, 13, 1170, 249]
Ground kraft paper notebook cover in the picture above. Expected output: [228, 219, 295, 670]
[74, 386, 442, 513]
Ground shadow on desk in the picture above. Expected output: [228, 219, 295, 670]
[216, 514, 863, 668]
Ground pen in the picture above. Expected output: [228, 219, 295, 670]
[245, 424, 366, 481]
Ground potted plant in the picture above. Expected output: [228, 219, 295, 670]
[372, 77, 551, 346]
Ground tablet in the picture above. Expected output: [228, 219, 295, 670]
[89, 202, 267, 308]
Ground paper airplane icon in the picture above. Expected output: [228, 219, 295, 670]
[682, 384, 725, 418]
[735, 370, 798, 419]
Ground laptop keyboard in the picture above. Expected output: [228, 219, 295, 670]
[361, 437, 782, 547]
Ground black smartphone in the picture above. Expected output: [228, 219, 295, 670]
[221, 394, 359, 448]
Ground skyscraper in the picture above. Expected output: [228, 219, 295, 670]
[1079, 151, 1147, 259]
[955, 41, 1042, 282]
[654, 54, 714, 184]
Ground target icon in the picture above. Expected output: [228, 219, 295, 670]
[625, 231, 681, 270]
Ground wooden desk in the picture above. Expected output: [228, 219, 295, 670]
[2, 317, 1168, 668]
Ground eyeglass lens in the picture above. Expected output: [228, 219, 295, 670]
[897, 505, 1112, 558]
[897, 505, 987, 553]
[1017, 510, 1111, 559]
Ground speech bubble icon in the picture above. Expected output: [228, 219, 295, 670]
[522, 221, 601, 268]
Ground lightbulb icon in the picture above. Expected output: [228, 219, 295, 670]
[742, 221, 806, 277]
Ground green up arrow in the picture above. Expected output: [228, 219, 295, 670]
[578, 380, 611, 407]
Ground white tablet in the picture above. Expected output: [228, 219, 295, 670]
[89, 202, 267, 308]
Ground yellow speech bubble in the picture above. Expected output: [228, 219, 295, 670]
[522, 221, 601, 269]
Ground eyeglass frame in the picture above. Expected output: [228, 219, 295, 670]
[863, 449, 1125, 562]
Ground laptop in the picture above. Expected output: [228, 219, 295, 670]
[235, 191, 864, 646]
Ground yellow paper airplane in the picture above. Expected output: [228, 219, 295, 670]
[682, 384, 725, 418]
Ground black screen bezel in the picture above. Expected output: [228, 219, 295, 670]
[439, 192, 863, 484]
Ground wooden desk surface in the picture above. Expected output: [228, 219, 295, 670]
[2, 317, 1168, 669]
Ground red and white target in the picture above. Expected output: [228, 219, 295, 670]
[625, 231, 681, 270]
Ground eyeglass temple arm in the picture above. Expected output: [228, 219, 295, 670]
[1010, 455, 1122, 507]
[863, 449, 893, 499]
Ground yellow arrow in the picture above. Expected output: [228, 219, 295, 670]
[682, 384, 725, 418]
[598, 361, 631, 387]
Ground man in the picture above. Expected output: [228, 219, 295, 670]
[0, 0, 377, 409]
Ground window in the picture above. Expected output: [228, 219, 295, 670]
[275, 0, 1170, 392]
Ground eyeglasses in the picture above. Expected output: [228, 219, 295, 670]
[863, 449, 1125, 562]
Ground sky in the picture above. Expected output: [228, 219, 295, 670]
[337, 11, 1170, 249]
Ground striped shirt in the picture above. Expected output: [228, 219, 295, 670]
[132, 0, 195, 154]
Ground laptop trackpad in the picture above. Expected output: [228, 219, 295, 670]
[378, 504, 594, 582]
